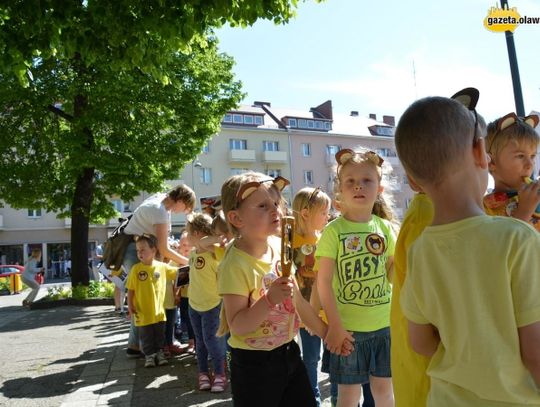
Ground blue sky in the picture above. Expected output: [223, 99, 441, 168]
[216, 0, 540, 123]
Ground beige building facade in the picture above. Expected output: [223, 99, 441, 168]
[0, 100, 413, 274]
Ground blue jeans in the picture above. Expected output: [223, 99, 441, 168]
[164, 308, 177, 346]
[188, 303, 225, 375]
[300, 328, 321, 406]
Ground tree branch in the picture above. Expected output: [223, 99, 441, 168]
[48, 104, 74, 122]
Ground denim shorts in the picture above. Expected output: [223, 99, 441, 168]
[329, 327, 391, 385]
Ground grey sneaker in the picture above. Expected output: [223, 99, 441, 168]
[156, 350, 168, 366]
[144, 354, 156, 368]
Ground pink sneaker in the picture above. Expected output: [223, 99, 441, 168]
[211, 374, 227, 393]
[169, 343, 187, 355]
[198, 373, 211, 391]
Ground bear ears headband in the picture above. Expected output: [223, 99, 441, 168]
[496, 112, 539, 132]
[451, 87, 480, 110]
[236, 176, 290, 206]
[335, 149, 384, 168]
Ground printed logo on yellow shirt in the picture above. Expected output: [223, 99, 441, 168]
[138, 271, 149, 281]
[195, 256, 205, 269]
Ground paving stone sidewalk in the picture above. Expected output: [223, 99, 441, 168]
[0, 290, 333, 406]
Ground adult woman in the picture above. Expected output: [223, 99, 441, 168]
[123, 184, 196, 357]
[21, 249, 44, 306]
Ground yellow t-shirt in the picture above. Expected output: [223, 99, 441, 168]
[401, 215, 540, 406]
[187, 251, 221, 312]
[390, 193, 433, 407]
[218, 236, 300, 351]
[126, 261, 177, 327]
[316, 215, 396, 332]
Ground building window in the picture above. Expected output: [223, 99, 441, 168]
[263, 141, 279, 152]
[303, 170, 314, 185]
[244, 115, 254, 125]
[200, 168, 212, 184]
[307, 120, 315, 129]
[288, 118, 297, 128]
[229, 139, 247, 150]
[233, 114, 243, 124]
[315, 121, 323, 129]
[324, 122, 331, 130]
[376, 148, 397, 157]
[223, 113, 232, 123]
[298, 119, 307, 128]
[266, 169, 282, 178]
[326, 145, 341, 157]
[27, 209, 42, 218]
[231, 168, 248, 176]
[202, 143, 210, 154]
[301, 143, 311, 157]
[254, 115, 263, 125]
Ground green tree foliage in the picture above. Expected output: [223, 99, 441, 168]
[0, 0, 304, 285]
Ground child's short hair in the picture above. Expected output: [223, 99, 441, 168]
[221, 172, 276, 237]
[186, 212, 213, 236]
[167, 184, 196, 212]
[135, 233, 158, 249]
[486, 113, 539, 158]
[211, 210, 229, 236]
[395, 96, 481, 186]
[292, 187, 331, 234]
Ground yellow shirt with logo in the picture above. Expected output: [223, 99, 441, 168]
[401, 215, 540, 406]
[218, 236, 300, 351]
[126, 260, 177, 327]
[187, 251, 221, 312]
[316, 215, 396, 332]
[390, 193, 433, 407]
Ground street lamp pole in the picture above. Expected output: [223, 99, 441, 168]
[501, 0, 525, 116]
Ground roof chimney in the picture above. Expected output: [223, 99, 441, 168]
[369, 113, 377, 120]
[253, 101, 271, 107]
[382, 115, 395, 126]
[350, 111, 359, 117]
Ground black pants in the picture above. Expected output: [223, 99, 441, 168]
[139, 322, 165, 356]
[230, 340, 316, 407]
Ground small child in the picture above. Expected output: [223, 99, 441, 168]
[126, 234, 179, 368]
[395, 93, 540, 405]
[218, 172, 337, 407]
[483, 112, 540, 231]
[21, 249, 44, 306]
[292, 186, 332, 407]
[185, 213, 227, 393]
[317, 148, 397, 407]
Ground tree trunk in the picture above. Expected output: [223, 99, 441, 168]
[70, 167, 94, 286]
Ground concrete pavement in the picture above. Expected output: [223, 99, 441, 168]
[0, 286, 334, 406]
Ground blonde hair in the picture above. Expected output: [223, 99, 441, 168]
[333, 146, 397, 225]
[292, 187, 331, 236]
[221, 171, 275, 237]
[486, 116, 539, 159]
[395, 96, 482, 186]
[211, 210, 229, 236]
[30, 249, 41, 259]
[186, 212, 213, 237]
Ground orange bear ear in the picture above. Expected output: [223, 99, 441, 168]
[272, 176, 290, 192]
[335, 148, 355, 165]
[451, 87, 479, 110]
[497, 112, 519, 131]
[523, 114, 539, 129]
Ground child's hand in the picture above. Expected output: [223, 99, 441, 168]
[266, 276, 293, 306]
[340, 337, 355, 356]
[324, 325, 355, 355]
[515, 180, 540, 220]
[128, 306, 137, 317]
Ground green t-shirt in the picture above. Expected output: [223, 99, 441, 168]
[316, 215, 396, 332]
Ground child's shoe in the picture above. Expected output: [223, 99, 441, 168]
[156, 350, 168, 366]
[169, 342, 187, 355]
[198, 373, 211, 391]
[210, 374, 227, 393]
[163, 345, 171, 358]
[144, 354, 156, 368]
